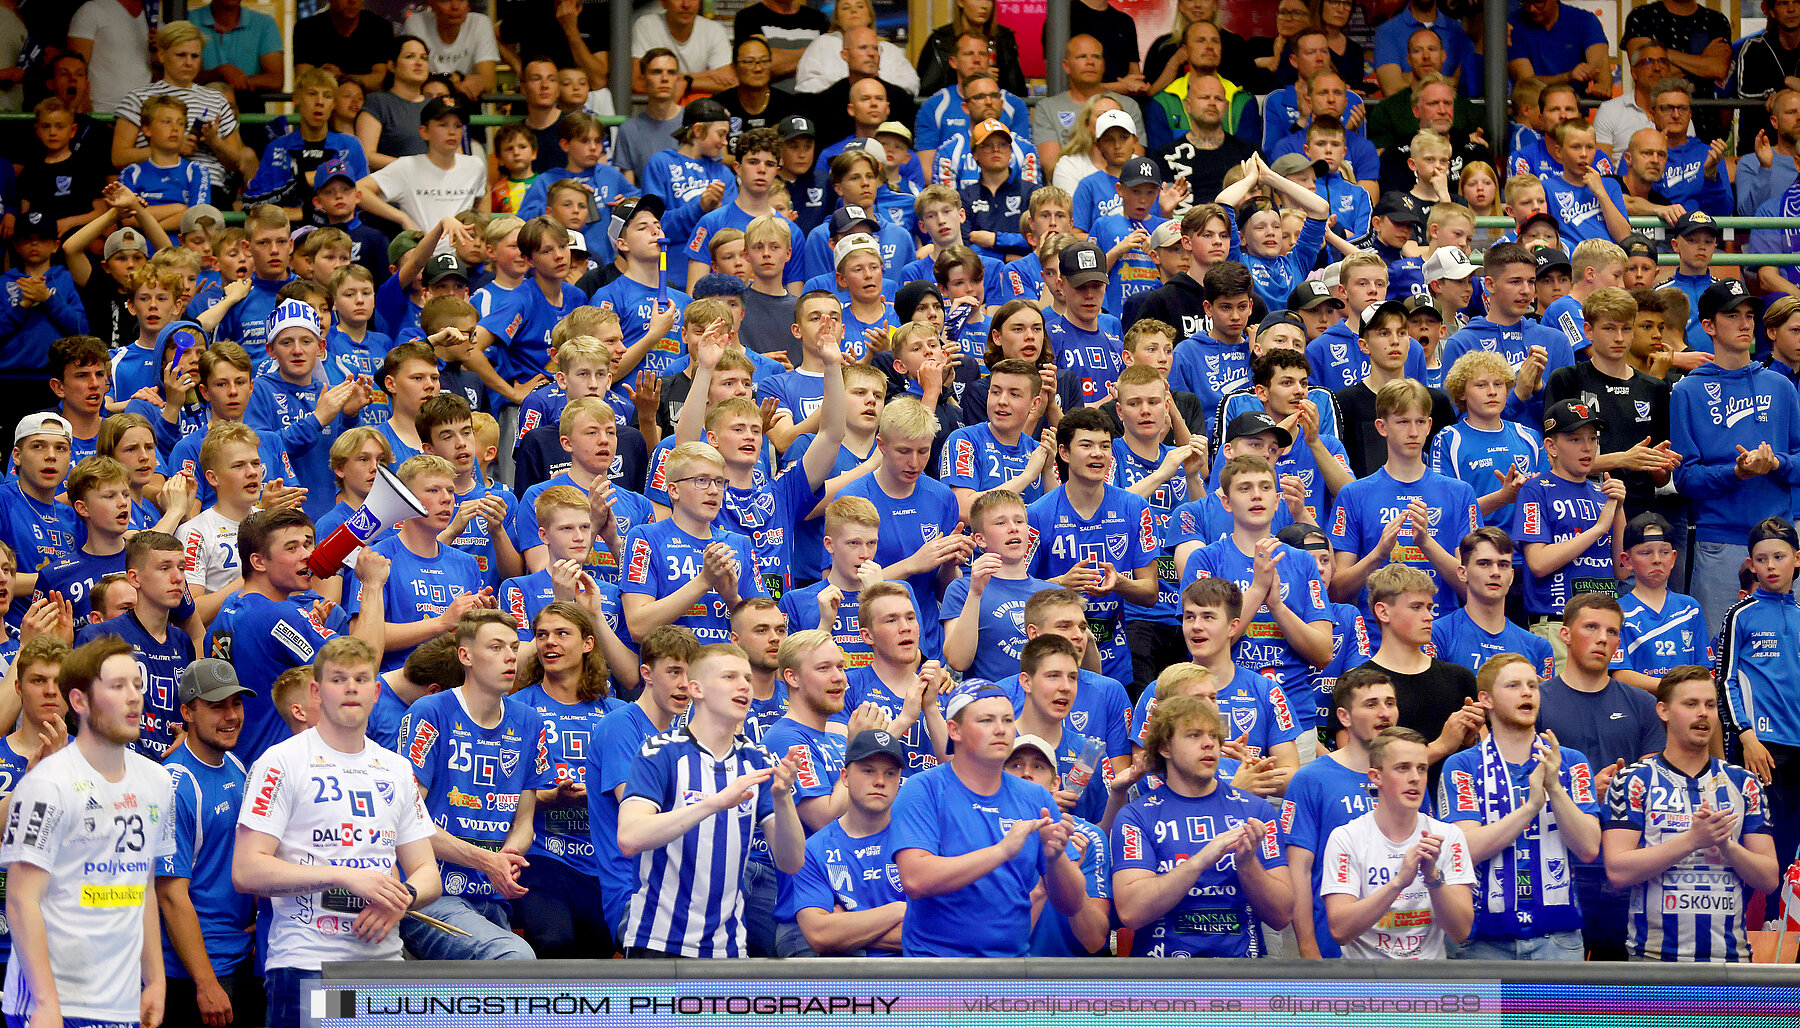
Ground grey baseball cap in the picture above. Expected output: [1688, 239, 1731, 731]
[179, 658, 254, 705]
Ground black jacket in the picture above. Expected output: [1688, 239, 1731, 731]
[915, 23, 1027, 99]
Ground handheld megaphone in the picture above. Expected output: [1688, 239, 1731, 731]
[307, 465, 429, 578]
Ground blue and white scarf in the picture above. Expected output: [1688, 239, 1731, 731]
[1478, 732, 1572, 915]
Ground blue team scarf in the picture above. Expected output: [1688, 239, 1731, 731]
[1478, 732, 1571, 914]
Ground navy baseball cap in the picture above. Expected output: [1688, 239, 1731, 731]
[844, 730, 907, 766]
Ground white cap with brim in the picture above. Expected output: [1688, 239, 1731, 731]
[833, 232, 881, 267]
[14, 412, 73, 445]
[1095, 109, 1137, 138]
[1011, 734, 1059, 767]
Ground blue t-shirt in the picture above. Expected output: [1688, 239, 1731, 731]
[589, 276, 691, 380]
[619, 519, 764, 644]
[1046, 309, 1125, 408]
[1613, 589, 1710, 681]
[78, 609, 195, 760]
[1432, 607, 1557, 681]
[887, 762, 1057, 957]
[1512, 472, 1616, 616]
[715, 464, 824, 599]
[939, 573, 1055, 684]
[1026, 485, 1158, 683]
[778, 434, 870, 584]
[511, 682, 622, 878]
[761, 717, 847, 818]
[685, 200, 805, 286]
[1430, 419, 1543, 529]
[445, 477, 516, 588]
[344, 535, 487, 671]
[1543, 173, 1629, 247]
[1111, 439, 1192, 626]
[589, 703, 667, 923]
[1507, 5, 1607, 79]
[1310, 602, 1372, 727]
[37, 547, 126, 628]
[1130, 666, 1304, 758]
[510, 471, 655, 584]
[779, 581, 883, 670]
[400, 688, 552, 900]
[778, 820, 905, 952]
[479, 279, 590, 382]
[1329, 467, 1480, 621]
[205, 589, 350, 765]
[1278, 754, 1376, 958]
[1029, 814, 1109, 957]
[1091, 213, 1168, 314]
[1184, 537, 1332, 719]
[1112, 781, 1286, 957]
[159, 745, 254, 978]
[1071, 171, 1121, 233]
[836, 475, 961, 661]
[0, 482, 79, 618]
[939, 423, 1046, 502]
[120, 157, 210, 207]
[829, 665, 942, 776]
[0, 739, 28, 960]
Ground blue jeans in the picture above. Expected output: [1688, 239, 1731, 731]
[775, 919, 818, 958]
[264, 966, 321, 1028]
[398, 895, 536, 961]
[1691, 539, 1750, 640]
[1454, 929, 1585, 961]
[742, 858, 778, 957]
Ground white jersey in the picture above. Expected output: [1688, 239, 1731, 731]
[0, 744, 175, 1022]
[1320, 811, 1476, 960]
[236, 729, 434, 971]
[178, 508, 242, 591]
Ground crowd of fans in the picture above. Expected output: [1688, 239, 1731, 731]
[3, 1, 1800, 1026]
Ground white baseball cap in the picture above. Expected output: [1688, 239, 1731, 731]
[14, 412, 72, 445]
[1423, 246, 1477, 283]
[1095, 109, 1137, 139]
[833, 232, 881, 267]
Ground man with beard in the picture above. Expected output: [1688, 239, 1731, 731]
[1376, 74, 1493, 196]
[1735, 89, 1800, 216]
[158, 659, 260, 1027]
[1615, 129, 1685, 224]
[1, 637, 176, 1028]
[1153, 75, 1254, 217]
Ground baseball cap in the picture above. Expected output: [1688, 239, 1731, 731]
[693, 272, 747, 299]
[1257, 311, 1308, 339]
[566, 227, 588, 255]
[180, 204, 225, 236]
[1058, 241, 1108, 287]
[1373, 192, 1426, 225]
[1672, 210, 1720, 239]
[1011, 734, 1059, 767]
[1402, 294, 1443, 321]
[1748, 518, 1800, 551]
[1119, 156, 1162, 188]
[1518, 211, 1561, 239]
[419, 95, 466, 125]
[1269, 153, 1313, 178]
[1541, 398, 1608, 436]
[13, 412, 72, 445]
[1148, 221, 1183, 250]
[875, 120, 913, 143]
[1698, 278, 1757, 321]
[424, 252, 470, 286]
[778, 116, 816, 141]
[674, 97, 731, 138]
[844, 729, 907, 766]
[1321, 262, 1344, 291]
[315, 158, 358, 190]
[104, 227, 149, 260]
[388, 229, 424, 268]
[830, 205, 880, 237]
[1276, 522, 1330, 551]
[1288, 279, 1343, 311]
[1094, 109, 1136, 138]
[607, 194, 666, 247]
[833, 232, 881, 267]
[266, 298, 322, 343]
[1224, 410, 1293, 448]
[970, 118, 1011, 147]
[1533, 247, 1572, 277]
[1622, 512, 1676, 551]
[1621, 233, 1659, 261]
[179, 658, 254, 705]
[1359, 299, 1410, 327]
[15, 210, 55, 241]
[944, 679, 1012, 720]
[1422, 246, 1476, 283]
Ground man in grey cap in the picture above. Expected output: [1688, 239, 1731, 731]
[783, 729, 909, 957]
[158, 658, 260, 1027]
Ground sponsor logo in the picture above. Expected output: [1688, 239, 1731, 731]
[1521, 502, 1541, 536]
[1451, 770, 1477, 812]
[1570, 762, 1593, 804]
[626, 538, 652, 584]
[408, 721, 439, 767]
[1121, 823, 1143, 861]
[251, 767, 283, 819]
[1268, 687, 1295, 731]
[447, 787, 483, 810]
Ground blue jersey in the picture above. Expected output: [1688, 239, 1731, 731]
[0, 739, 29, 961]
[620, 519, 764, 644]
[1278, 754, 1377, 958]
[716, 464, 823, 599]
[1131, 666, 1304, 758]
[1070, 171, 1121, 232]
[589, 703, 667, 923]
[215, 274, 297, 365]
[779, 434, 870, 583]
[1311, 602, 1371, 727]
[1430, 419, 1543, 528]
[367, 679, 409, 752]
[400, 688, 552, 900]
[1613, 590, 1709, 683]
[589, 276, 690, 380]
[1091, 213, 1168, 314]
[1605, 755, 1770, 962]
[642, 436, 775, 508]
[479, 280, 589, 381]
[1185, 537, 1332, 717]
[1440, 741, 1599, 942]
[830, 666, 941, 776]
[761, 369, 827, 423]
[837, 474, 960, 660]
[1045, 309, 1125, 407]
[511, 682, 620, 878]
[511, 472, 655, 584]
[344, 535, 486, 671]
[761, 717, 847, 818]
[997, 253, 1046, 305]
[1111, 439, 1191, 625]
[1718, 588, 1800, 750]
[159, 745, 253, 978]
[36, 547, 125, 628]
[1168, 333, 1250, 432]
[887, 761, 1057, 957]
[164, 417, 298, 511]
[778, 820, 905, 950]
[1233, 213, 1327, 313]
[1541, 293, 1590, 356]
[1026, 485, 1158, 684]
[1029, 814, 1109, 957]
[1512, 472, 1616, 616]
[778, 581, 889, 670]
[206, 590, 348, 765]
[242, 371, 346, 522]
[445, 477, 515, 587]
[620, 727, 776, 958]
[0, 483, 79, 617]
[939, 423, 1046, 502]
[1168, 490, 1295, 554]
[324, 327, 392, 427]
[1431, 607, 1556, 681]
[120, 157, 210, 206]
[79, 610, 195, 760]
[1329, 467, 1479, 621]
[685, 200, 805, 285]
[939, 573, 1054, 684]
[801, 218, 915, 282]
[1113, 781, 1286, 957]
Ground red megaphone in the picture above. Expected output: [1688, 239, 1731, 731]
[307, 465, 429, 578]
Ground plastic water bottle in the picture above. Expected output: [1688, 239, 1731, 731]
[1064, 735, 1108, 794]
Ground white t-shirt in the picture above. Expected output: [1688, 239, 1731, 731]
[237, 729, 434, 971]
[630, 11, 731, 75]
[1052, 151, 1105, 197]
[0, 6, 26, 113]
[370, 152, 489, 232]
[68, 0, 152, 114]
[792, 33, 920, 95]
[1320, 811, 1476, 960]
[0, 744, 176, 1022]
[399, 10, 500, 78]
[178, 507, 242, 591]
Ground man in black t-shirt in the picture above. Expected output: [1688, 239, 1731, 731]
[1048, 0, 1144, 92]
[1623, 0, 1732, 139]
[1737, 1, 1800, 147]
[734, 0, 830, 87]
[294, 0, 400, 93]
[1154, 74, 1256, 205]
[1353, 564, 1484, 778]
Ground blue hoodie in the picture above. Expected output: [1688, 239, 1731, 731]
[1671, 360, 1800, 543]
[1718, 586, 1800, 749]
[215, 274, 297, 363]
[1169, 332, 1250, 431]
[0, 265, 88, 373]
[243, 370, 352, 522]
[1441, 315, 1575, 428]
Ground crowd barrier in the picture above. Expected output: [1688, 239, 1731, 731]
[306, 957, 1800, 1028]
